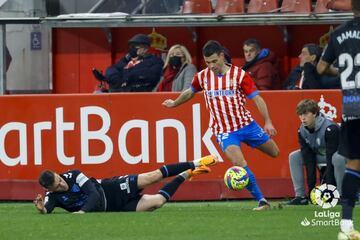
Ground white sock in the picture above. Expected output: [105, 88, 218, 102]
[193, 158, 201, 167]
[340, 219, 354, 233]
[179, 171, 189, 180]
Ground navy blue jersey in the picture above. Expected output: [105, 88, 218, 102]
[44, 170, 105, 213]
[322, 17, 360, 119]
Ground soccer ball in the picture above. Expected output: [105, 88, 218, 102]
[224, 166, 249, 190]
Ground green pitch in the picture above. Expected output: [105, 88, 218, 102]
[1, 200, 358, 240]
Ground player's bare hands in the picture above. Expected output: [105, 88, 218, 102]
[34, 194, 46, 213]
[302, 54, 314, 64]
[264, 122, 277, 137]
[162, 99, 176, 108]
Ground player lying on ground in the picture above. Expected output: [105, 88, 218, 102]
[34, 155, 218, 214]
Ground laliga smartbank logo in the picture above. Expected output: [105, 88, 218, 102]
[300, 184, 341, 227]
[311, 184, 340, 209]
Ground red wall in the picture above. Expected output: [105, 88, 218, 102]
[0, 91, 342, 200]
[52, 25, 335, 94]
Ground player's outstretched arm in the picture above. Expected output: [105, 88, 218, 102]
[252, 95, 277, 137]
[33, 194, 47, 214]
[162, 88, 195, 108]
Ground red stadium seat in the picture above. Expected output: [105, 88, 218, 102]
[280, 0, 312, 13]
[214, 0, 245, 14]
[314, 0, 329, 13]
[247, 0, 279, 13]
[182, 0, 213, 14]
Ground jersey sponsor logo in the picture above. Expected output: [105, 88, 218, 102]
[343, 95, 360, 103]
[206, 89, 236, 97]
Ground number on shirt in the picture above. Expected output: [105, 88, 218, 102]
[339, 53, 360, 89]
[63, 173, 73, 178]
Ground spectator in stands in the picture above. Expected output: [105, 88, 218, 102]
[157, 44, 197, 92]
[95, 34, 163, 92]
[242, 38, 281, 90]
[34, 155, 219, 214]
[283, 43, 340, 90]
[286, 99, 346, 205]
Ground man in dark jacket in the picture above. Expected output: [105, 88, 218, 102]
[242, 39, 281, 90]
[283, 43, 340, 90]
[104, 34, 163, 92]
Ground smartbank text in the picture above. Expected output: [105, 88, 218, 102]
[0, 104, 222, 166]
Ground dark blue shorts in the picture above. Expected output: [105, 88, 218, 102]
[339, 118, 360, 159]
[216, 121, 270, 152]
[101, 175, 142, 212]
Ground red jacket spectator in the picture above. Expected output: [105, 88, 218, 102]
[243, 48, 281, 90]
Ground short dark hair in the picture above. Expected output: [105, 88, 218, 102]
[303, 43, 322, 63]
[296, 99, 320, 115]
[243, 38, 261, 50]
[202, 40, 223, 57]
[352, 0, 360, 12]
[39, 170, 55, 188]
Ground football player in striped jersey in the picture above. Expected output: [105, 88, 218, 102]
[163, 40, 279, 210]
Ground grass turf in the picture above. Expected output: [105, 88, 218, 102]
[1, 200, 358, 240]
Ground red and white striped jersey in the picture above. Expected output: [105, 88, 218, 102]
[191, 65, 258, 135]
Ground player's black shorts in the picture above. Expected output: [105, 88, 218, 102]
[338, 118, 360, 159]
[100, 175, 142, 212]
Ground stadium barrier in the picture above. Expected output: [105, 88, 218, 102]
[0, 90, 341, 200]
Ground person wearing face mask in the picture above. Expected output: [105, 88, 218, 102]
[98, 34, 163, 92]
[157, 44, 197, 92]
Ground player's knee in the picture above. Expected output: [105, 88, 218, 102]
[147, 170, 163, 182]
[154, 198, 166, 209]
[332, 157, 345, 168]
[232, 158, 246, 167]
[270, 148, 280, 158]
